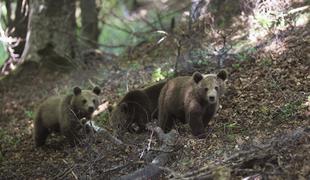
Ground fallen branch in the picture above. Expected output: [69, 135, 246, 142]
[92, 101, 109, 118]
[172, 127, 310, 179]
[113, 124, 180, 180]
[81, 101, 124, 146]
[84, 121, 124, 146]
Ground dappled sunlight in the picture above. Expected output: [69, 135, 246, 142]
[247, 2, 309, 44]
[263, 39, 287, 53]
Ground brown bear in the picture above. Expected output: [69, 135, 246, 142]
[158, 70, 227, 138]
[109, 81, 166, 135]
[33, 86, 101, 147]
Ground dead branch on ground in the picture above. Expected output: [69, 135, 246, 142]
[113, 124, 180, 180]
[170, 127, 310, 179]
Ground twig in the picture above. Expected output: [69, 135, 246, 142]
[78, 154, 106, 177]
[96, 127, 124, 146]
[102, 162, 131, 174]
[53, 161, 77, 180]
[71, 171, 78, 180]
[139, 130, 154, 159]
[115, 126, 180, 180]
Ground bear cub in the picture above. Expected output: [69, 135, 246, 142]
[33, 86, 101, 147]
[158, 70, 227, 138]
[109, 81, 166, 136]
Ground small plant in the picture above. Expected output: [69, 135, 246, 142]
[152, 68, 165, 82]
[117, 87, 126, 97]
[129, 62, 141, 71]
[256, 14, 274, 29]
[223, 122, 239, 139]
[232, 63, 240, 69]
[151, 68, 173, 82]
[281, 102, 301, 118]
[195, 59, 210, 66]
[260, 58, 272, 66]
[247, 47, 257, 54]
[25, 110, 34, 119]
[97, 111, 110, 127]
[190, 49, 210, 59]
[274, 101, 302, 120]
[236, 52, 248, 62]
[260, 105, 270, 115]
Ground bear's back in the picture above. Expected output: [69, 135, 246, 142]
[142, 81, 166, 110]
[37, 95, 67, 129]
[160, 76, 192, 108]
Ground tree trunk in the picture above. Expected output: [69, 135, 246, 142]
[9, 0, 29, 57]
[80, 0, 99, 48]
[1, 0, 29, 74]
[22, 0, 78, 69]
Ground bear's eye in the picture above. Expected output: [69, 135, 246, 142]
[93, 99, 96, 104]
[204, 88, 208, 91]
[82, 99, 87, 104]
[215, 86, 219, 91]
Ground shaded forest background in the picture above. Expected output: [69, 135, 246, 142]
[0, 0, 309, 179]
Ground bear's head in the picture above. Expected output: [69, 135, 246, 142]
[70, 86, 101, 119]
[192, 70, 228, 104]
[109, 102, 144, 136]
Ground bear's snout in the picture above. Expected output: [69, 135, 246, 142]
[209, 96, 215, 102]
[88, 106, 95, 113]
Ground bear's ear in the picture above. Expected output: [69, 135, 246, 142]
[73, 87, 82, 95]
[193, 72, 203, 83]
[120, 103, 129, 113]
[93, 86, 101, 95]
[217, 70, 228, 81]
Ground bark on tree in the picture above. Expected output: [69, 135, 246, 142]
[80, 0, 99, 48]
[22, 0, 78, 68]
[7, 0, 29, 56]
[1, 0, 29, 74]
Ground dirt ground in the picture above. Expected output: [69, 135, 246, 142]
[1, 10, 310, 180]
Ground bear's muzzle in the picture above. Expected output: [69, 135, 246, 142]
[88, 106, 95, 113]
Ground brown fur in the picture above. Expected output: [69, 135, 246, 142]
[158, 70, 227, 138]
[33, 86, 101, 147]
[109, 81, 166, 135]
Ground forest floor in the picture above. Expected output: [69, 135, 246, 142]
[1, 9, 310, 180]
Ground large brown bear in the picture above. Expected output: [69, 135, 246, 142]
[109, 81, 166, 135]
[158, 70, 227, 138]
[33, 86, 101, 147]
